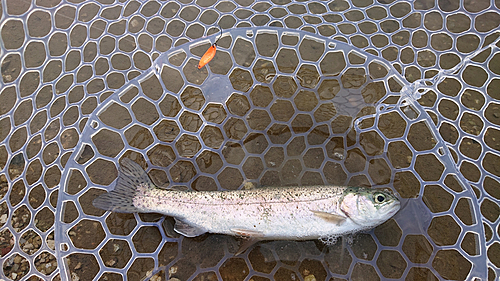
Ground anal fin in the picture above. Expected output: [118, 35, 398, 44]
[174, 218, 206, 237]
[311, 210, 346, 225]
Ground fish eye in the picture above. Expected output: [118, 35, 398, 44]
[374, 193, 386, 203]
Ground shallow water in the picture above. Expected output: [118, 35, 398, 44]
[1, 1, 499, 281]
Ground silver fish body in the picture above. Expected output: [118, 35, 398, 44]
[94, 158, 401, 240]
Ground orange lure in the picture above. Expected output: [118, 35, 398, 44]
[198, 28, 223, 69]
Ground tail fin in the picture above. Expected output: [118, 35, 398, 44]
[93, 158, 155, 213]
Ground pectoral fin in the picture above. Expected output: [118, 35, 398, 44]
[311, 210, 347, 225]
[230, 228, 265, 238]
[174, 218, 207, 237]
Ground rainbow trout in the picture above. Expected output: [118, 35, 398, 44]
[93, 158, 400, 241]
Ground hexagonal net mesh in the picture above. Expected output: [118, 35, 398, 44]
[0, 0, 499, 281]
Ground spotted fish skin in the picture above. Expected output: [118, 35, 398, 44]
[93, 158, 401, 240]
